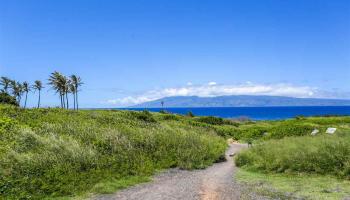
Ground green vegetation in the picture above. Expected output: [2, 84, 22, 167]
[236, 135, 350, 178]
[0, 92, 18, 106]
[216, 116, 350, 141]
[237, 169, 350, 200]
[0, 105, 226, 199]
[234, 116, 350, 199]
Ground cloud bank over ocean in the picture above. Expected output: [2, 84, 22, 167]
[102, 82, 350, 107]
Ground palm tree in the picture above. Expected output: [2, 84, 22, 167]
[70, 75, 83, 110]
[22, 82, 30, 108]
[62, 76, 70, 109]
[0, 77, 11, 93]
[48, 71, 65, 108]
[33, 80, 43, 108]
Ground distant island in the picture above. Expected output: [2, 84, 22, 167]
[131, 95, 350, 108]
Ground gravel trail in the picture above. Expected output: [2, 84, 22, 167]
[94, 143, 264, 200]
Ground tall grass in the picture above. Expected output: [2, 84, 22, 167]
[0, 105, 226, 199]
[235, 135, 350, 178]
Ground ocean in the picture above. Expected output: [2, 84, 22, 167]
[119, 106, 350, 120]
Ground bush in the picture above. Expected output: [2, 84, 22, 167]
[196, 116, 224, 125]
[214, 125, 239, 139]
[0, 92, 18, 106]
[187, 111, 195, 117]
[131, 110, 157, 123]
[235, 135, 350, 178]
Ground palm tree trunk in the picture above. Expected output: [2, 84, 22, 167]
[76, 91, 79, 110]
[63, 94, 66, 108]
[61, 94, 64, 108]
[24, 92, 28, 108]
[18, 95, 22, 107]
[66, 92, 69, 109]
[38, 90, 41, 108]
[73, 92, 76, 110]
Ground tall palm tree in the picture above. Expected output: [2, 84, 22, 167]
[0, 77, 11, 93]
[33, 80, 43, 108]
[22, 82, 30, 108]
[48, 71, 72, 109]
[48, 71, 65, 108]
[70, 75, 83, 110]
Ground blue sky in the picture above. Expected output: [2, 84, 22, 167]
[1, 0, 349, 107]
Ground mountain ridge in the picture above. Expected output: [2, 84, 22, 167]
[130, 95, 350, 108]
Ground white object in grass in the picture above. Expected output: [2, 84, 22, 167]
[326, 128, 337, 134]
[311, 129, 319, 136]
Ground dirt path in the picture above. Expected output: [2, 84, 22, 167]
[94, 143, 262, 200]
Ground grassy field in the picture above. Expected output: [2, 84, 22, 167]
[1, 103, 349, 199]
[237, 169, 350, 200]
[234, 116, 350, 199]
[0, 105, 227, 199]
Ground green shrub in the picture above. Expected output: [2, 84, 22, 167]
[159, 114, 179, 121]
[130, 110, 157, 123]
[187, 111, 195, 117]
[0, 116, 18, 135]
[214, 125, 239, 139]
[196, 116, 224, 125]
[265, 123, 315, 139]
[0, 92, 18, 106]
[235, 135, 350, 178]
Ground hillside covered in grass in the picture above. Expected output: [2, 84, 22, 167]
[235, 116, 350, 177]
[0, 105, 226, 199]
[234, 116, 350, 199]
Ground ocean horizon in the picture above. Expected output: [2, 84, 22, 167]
[115, 106, 350, 120]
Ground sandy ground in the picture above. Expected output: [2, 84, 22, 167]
[93, 143, 267, 200]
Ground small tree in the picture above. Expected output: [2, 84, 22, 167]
[187, 111, 195, 117]
[0, 92, 18, 106]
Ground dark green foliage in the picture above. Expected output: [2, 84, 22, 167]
[214, 125, 239, 138]
[0, 105, 226, 199]
[187, 111, 195, 117]
[0, 92, 18, 106]
[196, 116, 225, 125]
[130, 110, 157, 123]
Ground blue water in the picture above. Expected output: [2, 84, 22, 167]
[119, 106, 350, 120]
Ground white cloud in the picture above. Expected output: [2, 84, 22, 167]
[103, 82, 331, 107]
[208, 81, 217, 86]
